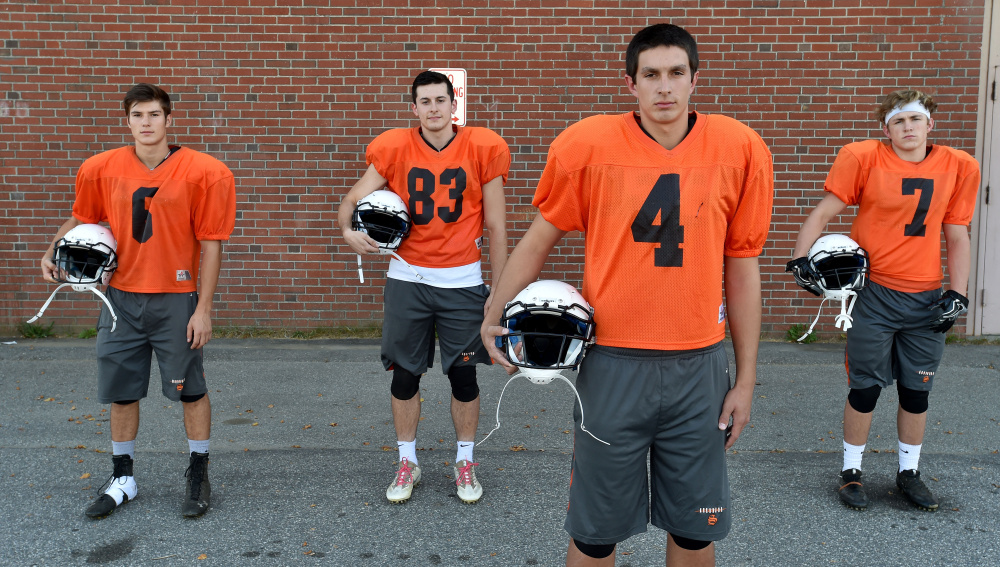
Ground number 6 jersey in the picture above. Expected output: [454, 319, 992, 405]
[71, 146, 237, 293]
[534, 112, 774, 350]
[366, 126, 510, 270]
[823, 140, 980, 293]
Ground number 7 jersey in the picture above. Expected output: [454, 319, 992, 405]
[534, 112, 774, 350]
[824, 140, 980, 292]
[366, 126, 511, 269]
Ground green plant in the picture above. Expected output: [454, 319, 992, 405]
[786, 324, 816, 344]
[18, 321, 56, 339]
[78, 328, 98, 339]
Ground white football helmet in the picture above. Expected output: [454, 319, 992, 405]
[796, 234, 870, 341]
[28, 223, 119, 331]
[351, 189, 411, 253]
[498, 280, 596, 384]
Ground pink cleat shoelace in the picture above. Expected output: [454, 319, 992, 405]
[455, 461, 479, 487]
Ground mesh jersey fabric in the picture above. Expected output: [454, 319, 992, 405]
[72, 146, 237, 293]
[534, 112, 774, 350]
[366, 126, 511, 269]
[824, 140, 980, 292]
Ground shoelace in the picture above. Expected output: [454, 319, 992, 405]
[393, 458, 415, 487]
[185, 461, 205, 500]
[455, 461, 479, 487]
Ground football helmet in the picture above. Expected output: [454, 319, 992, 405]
[497, 280, 596, 384]
[28, 223, 119, 331]
[795, 234, 870, 341]
[481, 280, 608, 447]
[351, 189, 411, 253]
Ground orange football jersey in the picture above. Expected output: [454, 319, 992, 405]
[367, 126, 510, 268]
[824, 140, 980, 292]
[535, 112, 774, 350]
[72, 146, 237, 293]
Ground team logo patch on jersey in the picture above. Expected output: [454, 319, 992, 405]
[475, 236, 483, 250]
[176, 270, 192, 281]
[718, 302, 726, 324]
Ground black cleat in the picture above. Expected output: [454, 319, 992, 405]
[838, 468, 868, 511]
[896, 469, 939, 511]
[85, 454, 136, 519]
[182, 451, 211, 518]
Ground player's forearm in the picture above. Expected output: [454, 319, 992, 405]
[792, 194, 848, 257]
[196, 240, 223, 316]
[943, 224, 971, 295]
[485, 226, 508, 288]
[724, 256, 762, 388]
[483, 214, 564, 327]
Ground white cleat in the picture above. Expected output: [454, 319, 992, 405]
[386, 458, 421, 503]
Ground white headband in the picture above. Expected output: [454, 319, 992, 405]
[884, 101, 931, 125]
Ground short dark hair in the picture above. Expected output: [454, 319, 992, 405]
[625, 24, 699, 82]
[123, 83, 172, 115]
[411, 71, 454, 103]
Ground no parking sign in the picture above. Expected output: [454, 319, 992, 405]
[430, 68, 466, 126]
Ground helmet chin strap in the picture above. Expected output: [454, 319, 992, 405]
[797, 290, 858, 342]
[28, 284, 118, 332]
[356, 251, 435, 283]
[479, 370, 610, 446]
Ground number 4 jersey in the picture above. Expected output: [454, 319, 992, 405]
[366, 126, 510, 270]
[824, 140, 980, 292]
[72, 146, 237, 293]
[534, 112, 774, 350]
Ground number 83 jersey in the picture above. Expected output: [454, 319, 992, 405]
[366, 126, 511, 269]
[534, 112, 774, 351]
[824, 140, 980, 293]
[72, 146, 237, 293]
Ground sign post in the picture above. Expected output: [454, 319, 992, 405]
[430, 67, 467, 126]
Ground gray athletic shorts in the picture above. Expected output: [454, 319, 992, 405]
[95, 288, 207, 404]
[565, 342, 731, 545]
[381, 278, 492, 376]
[846, 282, 945, 392]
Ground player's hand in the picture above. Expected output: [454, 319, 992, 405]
[187, 311, 212, 349]
[928, 290, 969, 334]
[718, 380, 754, 451]
[41, 252, 59, 283]
[343, 228, 381, 255]
[785, 257, 822, 296]
[482, 323, 517, 375]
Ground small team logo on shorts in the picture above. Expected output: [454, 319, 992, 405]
[171, 378, 186, 391]
[917, 370, 934, 383]
[697, 507, 726, 526]
[461, 351, 475, 362]
[176, 270, 192, 281]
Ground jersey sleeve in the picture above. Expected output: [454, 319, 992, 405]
[724, 137, 774, 257]
[71, 159, 106, 224]
[481, 137, 511, 185]
[823, 145, 866, 206]
[532, 144, 586, 233]
[942, 155, 981, 226]
[193, 164, 237, 240]
[365, 133, 396, 181]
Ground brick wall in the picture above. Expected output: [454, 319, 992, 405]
[0, 0, 986, 337]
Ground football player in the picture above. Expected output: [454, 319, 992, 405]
[338, 71, 510, 504]
[787, 89, 980, 512]
[482, 24, 773, 567]
[39, 83, 236, 519]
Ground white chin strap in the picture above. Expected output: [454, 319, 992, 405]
[479, 370, 609, 446]
[27, 283, 118, 332]
[356, 251, 434, 283]
[797, 290, 858, 343]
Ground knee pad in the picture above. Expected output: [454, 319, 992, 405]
[113, 399, 139, 406]
[897, 385, 929, 414]
[180, 392, 205, 404]
[573, 540, 615, 559]
[447, 365, 479, 403]
[847, 385, 882, 414]
[671, 534, 712, 551]
[390, 367, 421, 401]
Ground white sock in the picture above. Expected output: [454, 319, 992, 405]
[112, 440, 135, 459]
[898, 441, 922, 472]
[456, 441, 475, 463]
[843, 441, 865, 471]
[397, 440, 417, 466]
[188, 438, 210, 454]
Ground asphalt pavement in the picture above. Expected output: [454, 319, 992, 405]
[0, 338, 997, 566]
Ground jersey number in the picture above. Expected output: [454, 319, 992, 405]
[902, 178, 933, 237]
[631, 174, 684, 267]
[131, 186, 160, 243]
[407, 167, 466, 225]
